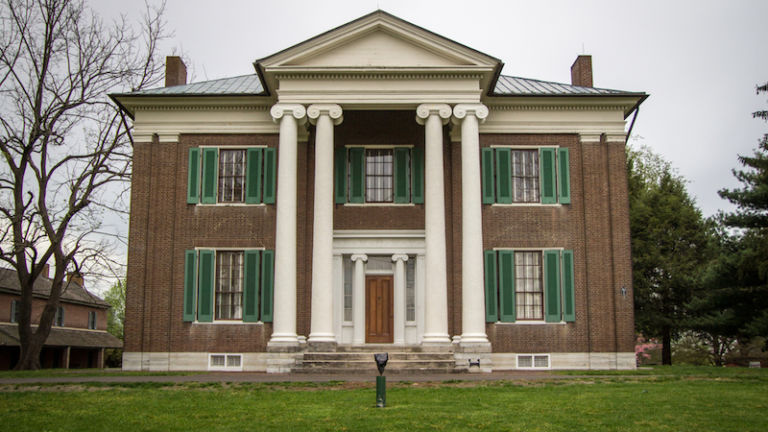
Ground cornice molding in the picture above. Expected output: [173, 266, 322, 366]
[275, 72, 484, 81]
[488, 104, 631, 112]
[130, 104, 270, 112]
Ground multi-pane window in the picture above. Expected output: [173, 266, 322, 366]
[405, 258, 416, 322]
[54, 306, 64, 326]
[10, 300, 19, 323]
[215, 251, 244, 320]
[364, 149, 394, 203]
[514, 252, 543, 320]
[218, 149, 246, 203]
[343, 257, 353, 322]
[511, 150, 540, 203]
[88, 311, 97, 329]
[482, 147, 570, 205]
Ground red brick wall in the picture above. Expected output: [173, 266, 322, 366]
[0, 292, 107, 330]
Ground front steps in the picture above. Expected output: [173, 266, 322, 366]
[294, 345, 460, 374]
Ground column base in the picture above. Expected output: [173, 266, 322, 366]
[458, 333, 491, 347]
[421, 333, 452, 351]
[307, 340, 338, 352]
[267, 334, 302, 353]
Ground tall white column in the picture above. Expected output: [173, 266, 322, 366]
[307, 104, 343, 346]
[392, 254, 409, 345]
[351, 254, 367, 345]
[268, 104, 306, 348]
[416, 104, 452, 346]
[453, 104, 491, 346]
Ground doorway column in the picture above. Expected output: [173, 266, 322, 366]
[307, 104, 343, 348]
[392, 254, 409, 345]
[268, 104, 306, 348]
[351, 254, 368, 345]
[416, 104, 452, 346]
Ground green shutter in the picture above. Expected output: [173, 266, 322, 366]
[411, 147, 424, 204]
[498, 250, 516, 322]
[558, 148, 571, 204]
[243, 250, 260, 322]
[263, 147, 276, 204]
[495, 148, 513, 204]
[187, 148, 200, 204]
[481, 148, 495, 204]
[544, 250, 561, 322]
[201, 148, 218, 204]
[562, 250, 575, 322]
[348, 147, 365, 203]
[197, 250, 215, 322]
[245, 148, 263, 204]
[540, 148, 557, 204]
[183, 250, 197, 322]
[10, 300, 17, 323]
[394, 147, 410, 203]
[484, 250, 498, 322]
[335, 147, 347, 204]
[260, 250, 275, 322]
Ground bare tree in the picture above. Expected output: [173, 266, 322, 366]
[0, 0, 166, 369]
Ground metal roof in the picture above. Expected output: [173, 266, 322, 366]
[494, 75, 640, 96]
[127, 74, 264, 96]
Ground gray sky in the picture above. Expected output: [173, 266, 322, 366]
[96, 0, 768, 217]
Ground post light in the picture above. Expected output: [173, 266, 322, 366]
[374, 353, 388, 407]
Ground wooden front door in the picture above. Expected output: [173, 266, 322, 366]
[365, 275, 394, 343]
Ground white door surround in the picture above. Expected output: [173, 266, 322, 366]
[333, 230, 425, 345]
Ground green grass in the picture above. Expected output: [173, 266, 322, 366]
[1, 369, 767, 431]
[0, 368, 200, 378]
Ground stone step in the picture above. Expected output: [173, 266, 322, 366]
[300, 359, 456, 369]
[334, 345, 451, 353]
[293, 366, 461, 375]
[303, 352, 454, 361]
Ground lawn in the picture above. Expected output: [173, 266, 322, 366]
[1, 368, 767, 431]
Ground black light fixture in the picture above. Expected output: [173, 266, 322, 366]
[374, 353, 388, 407]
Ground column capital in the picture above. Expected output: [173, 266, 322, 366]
[391, 254, 409, 263]
[452, 104, 489, 125]
[270, 104, 307, 125]
[351, 254, 368, 263]
[416, 104, 452, 125]
[307, 104, 343, 126]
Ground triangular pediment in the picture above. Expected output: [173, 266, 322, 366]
[257, 11, 500, 71]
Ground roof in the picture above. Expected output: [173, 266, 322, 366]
[126, 74, 264, 96]
[494, 75, 643, 96]
[0, 324, 122, 348]
[117, 73, 642, 98]
[0, 268, 110, 309]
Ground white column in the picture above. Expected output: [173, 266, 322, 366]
[416, 104, 452, 345]
[268, 104, 306, 347]
[392, 254, 409, 345]
[453, 104, 491, 346]
[351, 254, 367, 345]
[307, 104, 343, 346]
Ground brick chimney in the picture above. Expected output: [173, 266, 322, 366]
[67, 272, 84, 287]
[571, 55, 593, 87]
[165, 56, 187, 87]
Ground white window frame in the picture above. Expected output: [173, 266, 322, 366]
[197, 145, 269, 207]
[207, 353, 243, 371]
[516, 354, 551, 370]
[489, 144, 562, 207]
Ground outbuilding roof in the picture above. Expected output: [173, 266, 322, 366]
[0, 324, 122, 348]
[0, 268, 110, 309]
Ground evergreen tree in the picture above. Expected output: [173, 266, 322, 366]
[628, 146, 710, 365]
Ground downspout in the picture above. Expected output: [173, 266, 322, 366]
[625, 106, 640, 145]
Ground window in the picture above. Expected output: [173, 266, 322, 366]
[183, 249, 274, 323]
[208, 353, 243, 371]
[517, 354, 550, 369]
[482, 147, 570, 205]
[484, 249, 575, 323]
[364, 149, 394, 202]
[336, 146, 424, 204]
[218, 150, 246, 203]
[343, 257, 353, 322]
[187, 147, 276, 205]
[88, 311, 97, 329]
[10, 300, 19, 323]
[406, 258, 416, 322]
[216, 251, 244, 320]
[514, 252, 543, 320]
[54, 306, 65, 326]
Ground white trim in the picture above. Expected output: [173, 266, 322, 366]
[516, 353, 551, 370]
[198, 145, 269, 149]
[343, 203, 416, 207]
[491, 203, 562, 207]
[489, 144, 560, 149]
[344, 144, 414, 149]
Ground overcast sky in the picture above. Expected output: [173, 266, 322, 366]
[96, 0, 768, 218]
